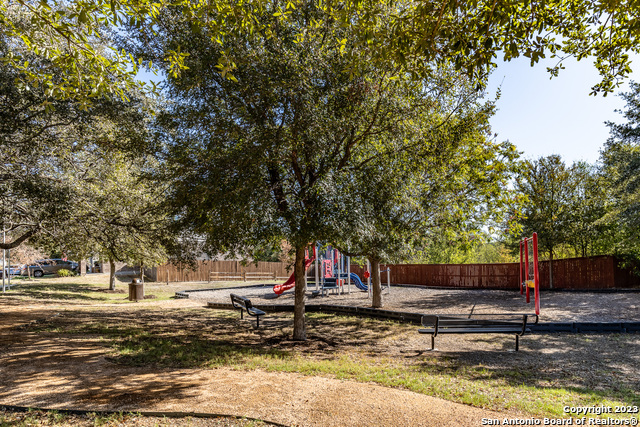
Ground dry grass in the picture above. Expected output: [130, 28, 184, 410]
[0, 408, 274, 426]
[1, 277, 639, 423]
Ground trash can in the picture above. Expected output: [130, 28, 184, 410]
[128, 278, 144, 301]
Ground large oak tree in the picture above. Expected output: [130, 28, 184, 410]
[125, 3, 518, 337]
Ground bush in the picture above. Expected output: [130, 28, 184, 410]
[56, 268, 76, 277]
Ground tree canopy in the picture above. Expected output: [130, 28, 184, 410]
[0, 33, 155, 251]
[601, 81, 640, 265]
[334, 98, 519, 307]
[2, 0, 639, 103]
[122, 3, 523, 336]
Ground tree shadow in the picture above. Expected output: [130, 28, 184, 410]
[3, 283, 123, 302]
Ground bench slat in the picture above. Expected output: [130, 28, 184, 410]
[420, 327, 529, 334]
[435, 320, 522, 326]
[419, 313, 531, 351]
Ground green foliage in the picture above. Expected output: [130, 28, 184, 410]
[0, 34, 154, 252]
[416, 238, 518, 264]
[600, 81, 640, 265]
[336, 102, 521, 266]
[56, 268, 75, 277]
[509, 155, 619, 287]
[126, 2, 521, 328]
[564, 162, 617, 257]
[63, 149, 170, 268]
[250, 240, 290, 263]
[513, 155, 574, 261]
[2, 0, 639, 103]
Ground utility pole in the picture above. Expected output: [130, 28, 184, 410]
[2, 228, 6, 293]
[6, 246, 10, 289]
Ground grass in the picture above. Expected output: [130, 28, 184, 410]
[4, 277, 640, 419]
[29, 306, 640, 419]
[0, 408, 273, 426]
[0, 275, 267, 304]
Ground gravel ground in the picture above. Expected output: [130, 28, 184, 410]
[188, 284, 640, 322]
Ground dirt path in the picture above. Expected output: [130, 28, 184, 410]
[0, 301, 507, 426]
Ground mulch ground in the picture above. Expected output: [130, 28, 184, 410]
[188, 284, 640, 322]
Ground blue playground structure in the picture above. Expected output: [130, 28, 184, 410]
[347, 272, 368, 291]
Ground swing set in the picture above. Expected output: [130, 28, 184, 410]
[519, 232, 540, 316]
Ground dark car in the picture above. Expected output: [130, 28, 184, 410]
[22, 259, 78, 277]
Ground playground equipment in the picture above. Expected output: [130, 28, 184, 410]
[273, 247, 316, 295]
[364, 260, 391, 295]
[316, 245, 350, 295]
[519, 232, 540, 315]
[272, 243, 392, 297]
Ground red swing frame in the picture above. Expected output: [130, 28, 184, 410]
[519, 232, 540, 315]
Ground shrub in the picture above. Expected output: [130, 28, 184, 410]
[56, 268, 76, 277]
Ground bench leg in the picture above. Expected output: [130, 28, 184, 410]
[256, 315, 260, 328]
[426, 335, 436, 351]
[240, 310, 244, 320]
[515, 334, 519, 351]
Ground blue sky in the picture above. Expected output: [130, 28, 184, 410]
[486, 55, 638, 165]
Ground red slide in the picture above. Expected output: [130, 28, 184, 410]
[273, 257, 315, 295]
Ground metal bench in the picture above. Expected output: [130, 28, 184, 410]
[230, 294, 266, 327]
[418, 313, 538, 351]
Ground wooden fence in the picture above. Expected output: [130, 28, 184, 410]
[152, 255, 640, 289]
[151, 260, 292, 283]
[350, 256, 640, 290]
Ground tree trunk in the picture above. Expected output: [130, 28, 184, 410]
[109, 259, 116, 291]
[292, 245, 307, 341]
[548, 248, 554, 289]
[370, 257, 383, 308]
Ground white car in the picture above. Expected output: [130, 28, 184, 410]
[1, 265, 23, 278]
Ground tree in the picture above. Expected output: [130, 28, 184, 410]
[3, 0, 639, 101]
[46, 150, 171, 290]
[565, 162, 615, 257]
[124, 4, 518, 338]
[0, 33, 155, 252]
[0, 23, 171, 286]
[335, 102, 519, 307]
[514, 155, 576, 288]
[600, 81, 640, 264]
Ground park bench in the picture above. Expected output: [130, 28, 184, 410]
[230, 293, 266, 327]
[418, 313, 538, 351]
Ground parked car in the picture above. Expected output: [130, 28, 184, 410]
[0, 265, 23, 278]
[21, 259, 78, 277]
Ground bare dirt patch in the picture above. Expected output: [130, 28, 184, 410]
[1, 282, 639, 426]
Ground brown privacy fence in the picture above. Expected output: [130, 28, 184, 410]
[151, 260, 292, 283]
[151, 255, 640, 289]
[350, 256, 640, 290]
